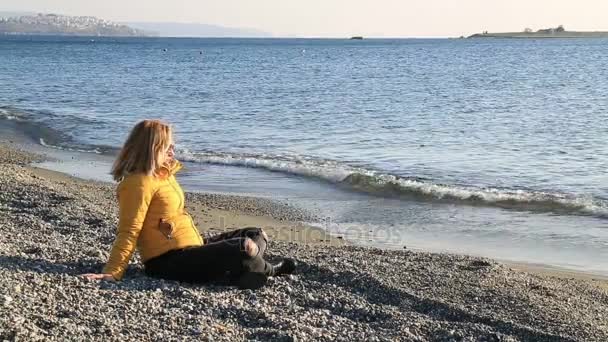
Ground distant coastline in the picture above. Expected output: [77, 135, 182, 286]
[0, 13, 150, 37]
[469, 25, 608, 39]
[126, 21, 271, 38]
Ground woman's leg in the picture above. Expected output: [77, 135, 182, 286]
[202, 228, 295, 281]
[144, 237, 273, 284]
[204, 227, 268, 256]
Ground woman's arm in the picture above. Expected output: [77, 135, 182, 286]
[98, 175, 154, 280]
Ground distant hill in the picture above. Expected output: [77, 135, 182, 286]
[469, 25, 608, 39]
[0, 13, 150, 37]
[126, 22, 272, 38]
[0, 11, 36, 18]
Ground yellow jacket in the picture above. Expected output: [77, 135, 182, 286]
[102, 161, 204, 280]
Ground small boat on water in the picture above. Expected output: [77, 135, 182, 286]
[350, 36, 363, 40]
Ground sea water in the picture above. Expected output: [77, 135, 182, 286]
[1, 36, 607, 274]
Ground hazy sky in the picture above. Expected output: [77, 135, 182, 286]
[3, 0, 608, 37]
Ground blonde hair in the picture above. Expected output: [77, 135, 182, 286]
[111, 120, 172, 181]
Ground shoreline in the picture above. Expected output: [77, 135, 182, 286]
[1, 140, 607, 340]
[2, 112, 608, 277]
[17, 137, 608, 279]
[25, 163, 608, 282]
[5, 132, 608, 279]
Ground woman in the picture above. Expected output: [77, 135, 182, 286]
[82, 120, 296, 289]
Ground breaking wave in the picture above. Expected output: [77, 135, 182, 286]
[3, 105, 607, 218]
[179, 150, 608, 218]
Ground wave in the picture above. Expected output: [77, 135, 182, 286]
[0, 107, 22, 121]
[179, 149, 352, 182]
[3, 105, 607, 218]
[0, 106, 118, 155]
[179, 150, 608, 218]
[38, 138, 105, 154]
[343, 173, 608, 216]
[0, 108, 18, 121]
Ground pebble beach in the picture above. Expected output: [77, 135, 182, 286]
[0, 141, 607, 342]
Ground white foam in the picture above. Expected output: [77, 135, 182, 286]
[39, 138, 103, 154]
[351, 172, 608, 217]
[0, 108, 20, 121]
[178, 150, 352, 183]
[177, 150, 608, 218]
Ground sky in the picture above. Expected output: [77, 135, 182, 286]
[2, 0, 608, 38]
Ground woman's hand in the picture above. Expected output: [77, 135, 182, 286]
[80, 273, 116, 281]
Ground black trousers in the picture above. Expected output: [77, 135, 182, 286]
[144, 227, 274, 283]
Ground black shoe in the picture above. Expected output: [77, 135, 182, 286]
[237, 272, 268, 290]
[272, 258, 297, 276]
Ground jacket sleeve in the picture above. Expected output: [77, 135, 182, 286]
[102, 176, 154, 280]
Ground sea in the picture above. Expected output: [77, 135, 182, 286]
[1, 36, 607, 274]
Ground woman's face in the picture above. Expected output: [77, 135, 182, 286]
[165, 134, 175, 163]
[159, 134, 175, 166]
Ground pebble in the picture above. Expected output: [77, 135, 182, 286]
[0, 142, 607, 341]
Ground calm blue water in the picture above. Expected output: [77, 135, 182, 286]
[1, 36, 608, 273]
